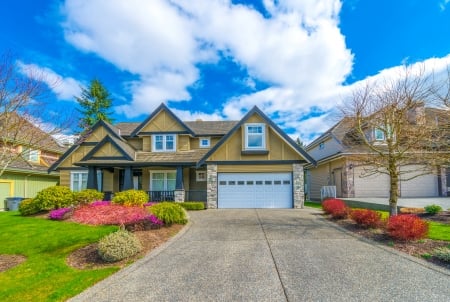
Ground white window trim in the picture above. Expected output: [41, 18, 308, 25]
[196, 171, 207, 182]
[23, 148, 40, 162]
[374, 128, 385, 141]
[149, 170, 177, 191]
[152, 134, 176, 152]
[199, 137, 210, 148]
[244, 123, 266, 150]
[70, 171, 102, 192]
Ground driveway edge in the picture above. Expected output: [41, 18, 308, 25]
[306, 207, 450, 277]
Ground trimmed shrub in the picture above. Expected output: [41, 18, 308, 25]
[424, 204, 443, 215]
[74, 189, 104, 205]
[433, 247, 450, 262]
[149, 202, 187, 225]
[350, 209, 382, 228]
[322, 198, 349, 219]
[179, 202, 205, 211]
[97, 230, 142, 262]
[33, 186, 75, 210]
[18, 198, 41, 216]
[48, 207, 73, 220]
[112, 190, 149, 207]
[387, 215, 429, 241]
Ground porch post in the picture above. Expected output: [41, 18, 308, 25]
[122, 167, 133, 190]
[86, 166, 98, 190]
[174, 166, 185, 202]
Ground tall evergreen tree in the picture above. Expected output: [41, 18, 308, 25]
[76, 79, 114, 132]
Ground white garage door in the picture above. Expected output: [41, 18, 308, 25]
[218, 173, 293, 208]
[353, 166, 390, 198]
[400, 165, 439, 197]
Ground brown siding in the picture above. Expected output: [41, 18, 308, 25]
[59, 170, 70, 187]
[127, 138, 142, 151]
[178, 135, 190, 151]
[142, 137, 151, 152]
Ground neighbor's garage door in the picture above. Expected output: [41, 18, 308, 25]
[218, 173, 292, 208]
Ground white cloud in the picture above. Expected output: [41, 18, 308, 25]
[16, 61, 81, 101]
[440, 0, 450, 11]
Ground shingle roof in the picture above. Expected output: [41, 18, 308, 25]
[135, 149, 209, 163]
[184, 121, 238, 135]
[115, 123, 140, 136]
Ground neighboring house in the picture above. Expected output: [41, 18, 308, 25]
[0, 116, 67, 209]
[305, 108, 449, 201]
[49, 103, 316, 209]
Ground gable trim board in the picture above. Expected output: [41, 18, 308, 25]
[80, 135, 135, 162]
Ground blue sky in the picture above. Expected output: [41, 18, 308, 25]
[1, 0, 450, 143]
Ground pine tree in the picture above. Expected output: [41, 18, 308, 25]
[76, 79, 114, 132]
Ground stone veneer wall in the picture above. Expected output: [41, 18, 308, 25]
[293, 163, 304, 208]
[206, 164, 218, 209]
[174, 189, 185, 202]
[342, 161, 355, 198]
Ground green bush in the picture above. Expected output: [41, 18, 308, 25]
[97, 229, 142, 262]
[424, 204, 443, 215]
[433, 246, 450, 262]
[74, 189, 104, 205]
[149, 202, 187, 225]
[18, 198, 41, 216]
[33, 186, 75, 211]
[112, 190, 148, 206]
[179, 202, 205, 210]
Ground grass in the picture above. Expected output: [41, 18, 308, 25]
[0, 211, 118, 302]
[306, 201, 450, 242]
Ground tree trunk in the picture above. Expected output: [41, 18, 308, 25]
[389, 169, 399, 216]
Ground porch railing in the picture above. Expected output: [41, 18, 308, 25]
[147, 191, 175, 202]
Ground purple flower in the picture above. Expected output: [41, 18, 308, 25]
[49, 208, 72, 220]
[143, 202, 157, 207]
[146, 214, 164, 226]
[91, 200, 111, 206]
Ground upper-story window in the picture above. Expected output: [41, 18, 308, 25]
[245, 123, 266, 149]
[152, 134, 176, 152]
[374, 128, 385, 141]
[22, 148, 39, 162]
[199, 137, 210, 148]
[319, 142, 325, 150]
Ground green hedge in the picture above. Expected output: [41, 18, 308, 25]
[179, 202, 205, 210]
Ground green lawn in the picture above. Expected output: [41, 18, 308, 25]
[0, 211, 118, 302]
[305, 201, 450, 242]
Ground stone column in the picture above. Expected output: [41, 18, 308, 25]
[207, 164, 218, 209]
[342, 161, 355, 198]
[293, 163, 304, 208]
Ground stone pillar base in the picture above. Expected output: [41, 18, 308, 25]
[174, 189, 185, 202]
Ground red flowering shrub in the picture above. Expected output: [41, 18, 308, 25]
[321, 198, 349, 219]
[387, 215, 429, 241]
[73, 204, 149, 225]
[350, 209, 382, 228]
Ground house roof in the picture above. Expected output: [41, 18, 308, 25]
[6, 156, 59, 175]
[184, 121, 238, 136]
[115, 122, 140, 136]
[197, 106, 317, 167]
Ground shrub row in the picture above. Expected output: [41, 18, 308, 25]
[349, 209, 382, 228]
[386, 215, 429, 241]
[179, 202, 205, 211]
[321, 198, 349, 219]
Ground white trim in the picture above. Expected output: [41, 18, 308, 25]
[152, 134, 176, 152]
[244, 123, 266, 150]
[196, 171, 207, 182]
[199, 137, 210, 148]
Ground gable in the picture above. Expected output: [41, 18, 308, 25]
[139, 110, 186, 133]
[199, 108, 316, 165]
[81, 136, 134, 161]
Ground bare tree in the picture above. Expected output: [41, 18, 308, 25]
[340, 65, 450, 216]
[0, 52, 72, 177]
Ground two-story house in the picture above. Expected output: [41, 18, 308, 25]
[0, 114, 67, 209]
[49, 103, 316, 208]
[305, 108, 449, 200]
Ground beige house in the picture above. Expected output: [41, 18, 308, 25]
[49, 104, 315, 208]
[305, 111, 449, 201]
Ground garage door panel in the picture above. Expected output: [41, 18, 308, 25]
[218, 173, 292, 208]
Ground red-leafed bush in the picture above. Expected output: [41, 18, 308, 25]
[387, 215, 429, 241]
[321, 198, 349, 219]
[350, 209, 382, 228]
[73, 204, 150, 225]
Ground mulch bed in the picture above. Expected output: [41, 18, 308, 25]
[0, 255, 27, 273]
[330, 211, 450, 270]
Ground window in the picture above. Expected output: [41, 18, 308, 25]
[374, 128, 385, 141]
[196, 171, 207, 182]
[23, 148, 39, 162]
[152, 134, 176, 152]
[319, 142, 325, 150]
[70, 171, 102, 192]
[199, 137, 210, 148]
[245, 123, 265, 149]
[150, 171, 176, 191]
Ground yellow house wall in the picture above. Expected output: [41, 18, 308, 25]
[218, 164, 293, 173]
[84, 126, 110, 143]
[102, 170, 114, 192]
[140, 110, 185, 132]
[95, 142, 123, 157]
[59, 145, 94, 168]
[127, 138, 142, 151]
[59, 170, 70, 187]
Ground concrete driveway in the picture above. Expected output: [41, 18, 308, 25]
[71, 209, 450, 302]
